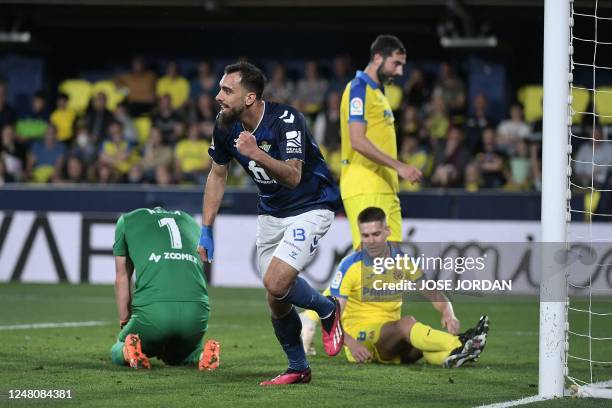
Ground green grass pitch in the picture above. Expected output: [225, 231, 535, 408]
[0, 284, 610, 407]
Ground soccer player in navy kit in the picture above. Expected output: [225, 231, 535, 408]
[197, 62, 344, 385]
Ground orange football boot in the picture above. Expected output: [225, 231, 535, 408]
[123, 334, 151, 369]
[199, 339, 220, 371]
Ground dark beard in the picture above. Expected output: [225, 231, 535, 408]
[217, 105, 244, 129]
[376, 64, 395, 85]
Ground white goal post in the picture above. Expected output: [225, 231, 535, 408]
[539, 0, 570, 399]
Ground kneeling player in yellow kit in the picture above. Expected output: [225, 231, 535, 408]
[301, 207, 488, 367]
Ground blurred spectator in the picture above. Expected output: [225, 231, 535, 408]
[152, 94, 184, 144]
[430, 127, 470, 188]
[399, 105, 426, 141]
[99, 121, 139, 176]
[54, 155, 86, 184]
[464, 163, 482, 192]
[574, 127, 612, 188]
[496, 104, 531, 155]
[154, 164, 174, 186]
[403, 67, 431, 110]
[475, 128, 507, 188]
[156, 61, 190, 110]
[50, 93, 76, 143]
[327, 54, 352, 94]
[399, 135, 432, 191]
[70, 127, 98, 168]
[313, 91, 341, 151]
[174, 123, 211, 184]
[16, 91, 49, 140]
[0, 82, 17, 129]
[465, 93, 495, 154]
[505, 139, 533, 191]
[114, 56, 157, 116]
[294, 61, 328, 115]
[85, 92, 115, 142]
[1, 125, 27, 181]
[127, 163, 145, 184]
[189, 94, 216, 141]
[426, 94, 450, 140]
[190, 61, 219, 99]
[433, 63, 465, 118]
[0, 156, 13, 185]
[114, 102, 139, 145]
[264, 64, 294, 105]
[141, 127, 173, 181]
[92, 162, 119, 184]
[27, 125, 65, 183]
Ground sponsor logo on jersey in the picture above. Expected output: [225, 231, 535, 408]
[279, 110, 295, 123]
[285, 130, 302, 154]
[350, 97, 364, 116]
[148, 251, 199, 265]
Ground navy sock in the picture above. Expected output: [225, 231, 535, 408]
[281, 277, 335, 318]
[271, 307, 308, 371]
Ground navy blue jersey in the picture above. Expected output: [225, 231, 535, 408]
[209, 101, 341, 217]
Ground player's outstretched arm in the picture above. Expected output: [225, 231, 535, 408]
[235, 131, 302, 189]
[348, 122, 422, 183]
[336, 296, 372, 363]
[421, 288, 460, 335]
[114, 256, 132, 328]
[199, 161, 229, 262]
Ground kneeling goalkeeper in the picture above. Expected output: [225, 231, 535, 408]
[110, 207, 219, 370]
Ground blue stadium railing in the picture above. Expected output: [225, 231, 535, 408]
[0, 184, 585, 221]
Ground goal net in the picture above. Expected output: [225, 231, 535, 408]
[566, 0, 612, 399]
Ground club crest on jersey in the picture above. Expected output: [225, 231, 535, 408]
[279, 110, 295, 123]
[285, 130, 302, 154]
[259, 141, 272, 152]
[350, 97, 364, 116]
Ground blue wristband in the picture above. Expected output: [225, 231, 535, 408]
[199, 225, 214, 261]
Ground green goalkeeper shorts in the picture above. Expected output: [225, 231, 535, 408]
[118, 301, 210, 365]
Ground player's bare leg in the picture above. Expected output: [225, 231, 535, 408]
[375, 316, 419, 362]
[264, 257, 343, 356]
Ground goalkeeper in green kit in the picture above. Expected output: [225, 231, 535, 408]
[109, 207, 219, 370]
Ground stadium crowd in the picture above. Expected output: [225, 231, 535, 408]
[0, 55, 567, 191]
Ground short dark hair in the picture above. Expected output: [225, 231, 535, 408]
[358, 207, 387, 224]
[224, 61, 266, 100]
[370, 34, 406, 60]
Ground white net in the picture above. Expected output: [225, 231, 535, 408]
[567, 0, 612, 398]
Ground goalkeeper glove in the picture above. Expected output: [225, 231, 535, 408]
[199, 225, 214, 262]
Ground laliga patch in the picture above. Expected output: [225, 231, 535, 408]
[350, 97, 364, 116]
[331, 270, 343, 289]
[285, 130, 302, 154]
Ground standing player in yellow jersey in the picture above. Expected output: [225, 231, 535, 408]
[340, 34, 422, 249]
[305, 207, 489, 367]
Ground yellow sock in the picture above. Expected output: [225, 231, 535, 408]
[303, 309, 320, 323]
[422, 350, 453, 365]
[409, 322, 461, 352]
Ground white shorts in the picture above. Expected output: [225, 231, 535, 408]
[256, 209, 334, 276]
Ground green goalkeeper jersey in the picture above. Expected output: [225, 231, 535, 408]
[113, 208, 209, 307]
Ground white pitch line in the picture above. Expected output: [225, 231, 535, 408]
[0, 320, 110, 331]
[475, 395, 551, 408]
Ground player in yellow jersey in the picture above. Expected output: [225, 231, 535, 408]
[302, 207, 489, 367]
[340, 35, 422, 249]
